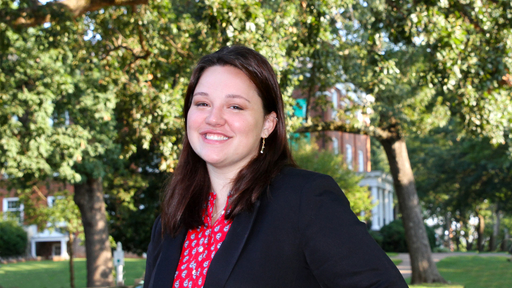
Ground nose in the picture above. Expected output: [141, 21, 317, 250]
[205, 106, 225, 126]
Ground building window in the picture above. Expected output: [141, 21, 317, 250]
[358, 150, 364, 172]
[2, 197, 24, 224]
[294, 98, 307, 118]
[53, 243, 62, 256]
[332, 137, 339, 155]
[332, 91, 338, 120]
[65, 110, 70, 126]
[47, 195, 65, 208]
[47, 196, 55, 208]
[346, 144, 353, 170]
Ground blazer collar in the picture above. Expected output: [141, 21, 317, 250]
[149, 199, 261, 288]
[204, 199, 261, 287]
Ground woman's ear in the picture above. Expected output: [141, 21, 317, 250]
[261, 111, 277, 138]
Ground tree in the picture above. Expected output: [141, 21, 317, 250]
[408, 123, 512, 252]
[105, 164, 163, 255]
[297, 0, 512, 284]
[1, 18, 120, 285]
[1, 0, 351, 286]
[49, 192, 83, 288]
[297, 33, 449, 285]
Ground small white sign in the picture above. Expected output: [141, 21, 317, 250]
[113, 242, 124, 266]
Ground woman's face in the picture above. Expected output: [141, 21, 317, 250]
[187, 65, 276, 173]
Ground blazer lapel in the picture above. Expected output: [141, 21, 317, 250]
[204, 199, 261, 287]
[149, 229, 187, 288]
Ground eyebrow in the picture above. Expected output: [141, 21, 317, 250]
[226, 94, 251, 103]
[192, 92, 251, 103]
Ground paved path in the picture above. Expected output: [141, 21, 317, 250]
[396, 252, 510, 279]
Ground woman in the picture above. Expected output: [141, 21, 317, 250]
[144, 46, 407, 288]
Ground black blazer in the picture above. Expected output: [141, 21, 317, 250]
[144, 167, 407, 287]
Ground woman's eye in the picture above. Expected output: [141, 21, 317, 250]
[195, 102, 209, 107]
[230, 105, 243, 110]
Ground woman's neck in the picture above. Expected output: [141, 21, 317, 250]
[207, 165, 236, 221]
[207, 165, 239, 196]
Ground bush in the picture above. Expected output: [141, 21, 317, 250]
[380, 220, 408, 252]
[379, 219, 437, 252]
[0, 221, 28, 257]
[433, 247, 451, 253]
[368, 229, 383, 247]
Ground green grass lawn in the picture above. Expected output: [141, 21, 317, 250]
[409, 284, 464, 288]
[434, 256, 511, 288]
[391, 258, 403, 265]
[1, 255, 511, 288]
[0, 258, 146, 288]
[406, 255, 511, 288]
[386, 252, 403, 265]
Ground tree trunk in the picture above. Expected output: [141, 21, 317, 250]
[502, 228, 509, 252]
[444, 212, 452, 251]
[454, 228, 461, 252]
[380, 137, 446, 284]
[489, 208, 500, 252]
[466, 234, 473, 251]
[477, 213, 485, 252]
[68, 232, 75, 288]
[74, 178, 113, 288]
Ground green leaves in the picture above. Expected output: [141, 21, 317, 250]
[292, 138, 374, 220]
[0, 27, 85, 183]
[337, 0, 512, 143]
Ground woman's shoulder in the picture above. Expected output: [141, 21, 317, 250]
[270, 166, 340, 195]
[274, 166, 336, 183]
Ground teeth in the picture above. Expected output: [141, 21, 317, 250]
[205, 134, 228, 140]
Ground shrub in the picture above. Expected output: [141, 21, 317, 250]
[368, 229, 383, 247]
[380, 220, 408, 252]
[433, 247, 451, 253]
[0, 220, 28, 257]
[379, 219, 437, 252]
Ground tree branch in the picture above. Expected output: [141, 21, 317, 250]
[294, 120, 396, 140]
[3, 0, 148, 27]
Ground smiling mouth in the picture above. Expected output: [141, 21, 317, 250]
[205, 134, 229, 140]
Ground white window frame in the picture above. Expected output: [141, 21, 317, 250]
[47, 195, 65, 208]
[331, 91, 338, 120]
[332, 137, 339, 155]
[47, 196, 56, 208]
[2, 197, 24, 223]
[358, 150, 364, 172]
[52, 243, 62, 257]
[47, 196, 68, 227]
[346, 144, 353, 170]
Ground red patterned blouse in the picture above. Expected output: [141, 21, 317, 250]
[172, 192, 232, 288]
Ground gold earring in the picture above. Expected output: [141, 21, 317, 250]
[260, 138, 266, 154]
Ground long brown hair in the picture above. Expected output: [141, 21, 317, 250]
[161, 45, 295, 236]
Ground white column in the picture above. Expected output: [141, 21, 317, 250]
[31, 240, 36, 258]
[61, 238, 69, 259]
[371, 186, 380, 230]
[388, 191, 394, 222]
[383, 190, 388, 225]
[378, 188, 384, 228]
